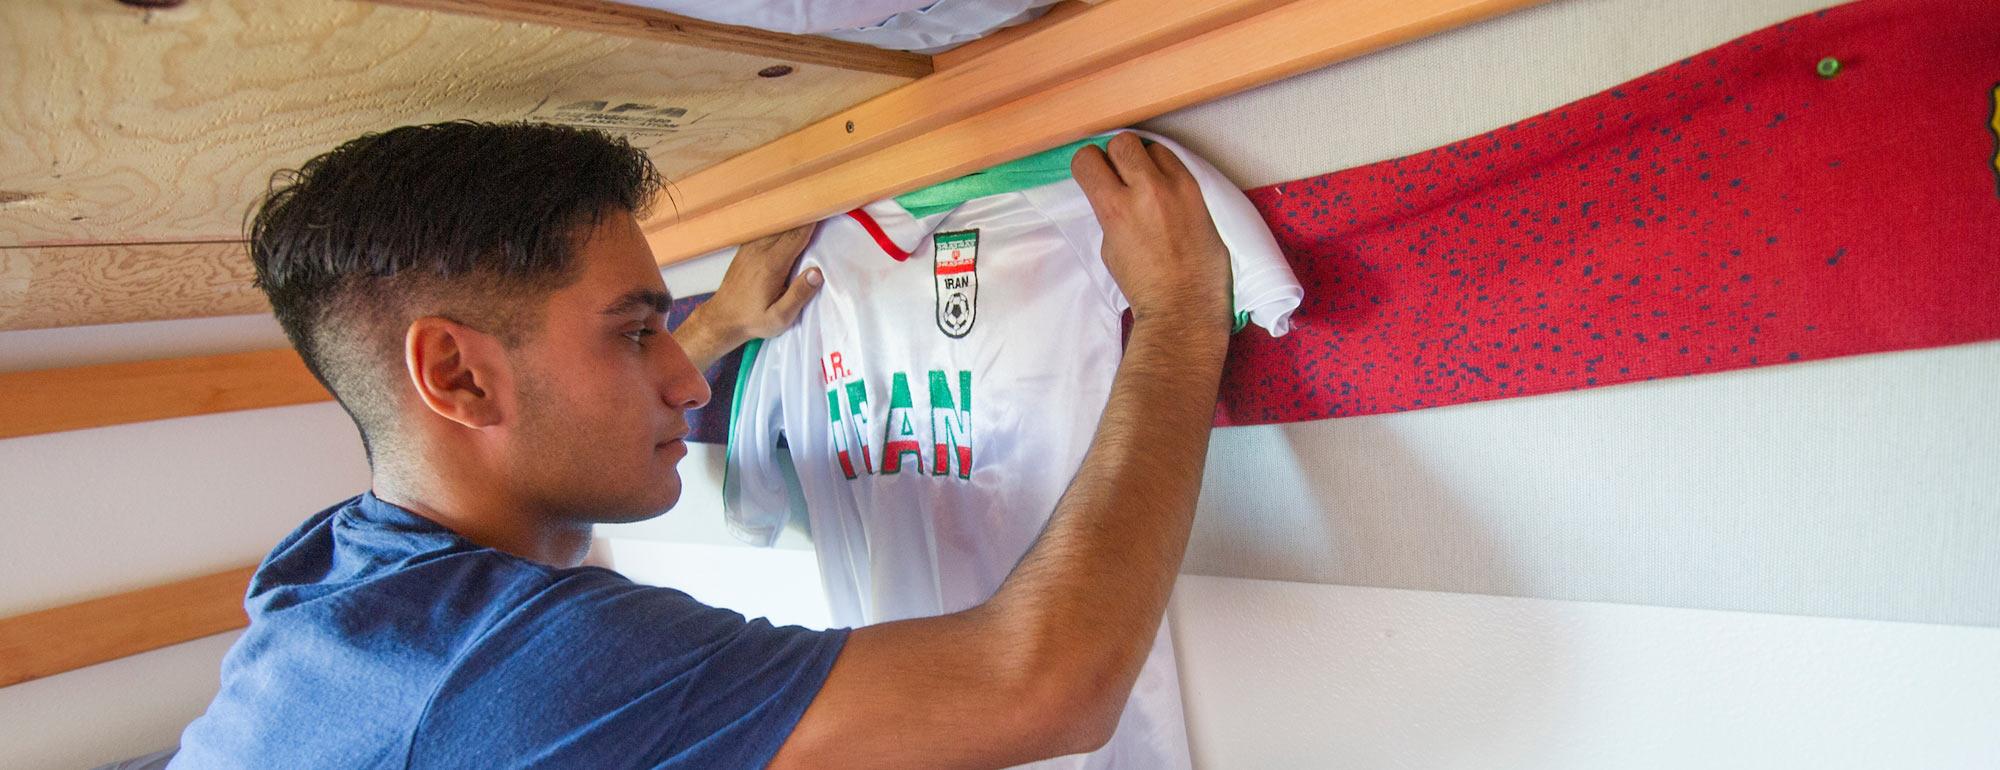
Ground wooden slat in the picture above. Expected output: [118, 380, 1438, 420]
[0, 349, 330, 440]
[642, 0, 1548, 265]
[366, 0, 934, 78]
[0, 241, 264, 332]
[0, 566, 255, 688]
[640, 0, 1292, 226]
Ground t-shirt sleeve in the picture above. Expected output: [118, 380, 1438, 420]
[1035, 130, 1305, 337]
[722, 335, 798, 547]
[410, 568, 847, 769]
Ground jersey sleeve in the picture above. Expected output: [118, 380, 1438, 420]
[1132, 129, 1304, 336]
[411, 568, 847, 769]
[722, 335, 798, 547]
[1033, 130, 1305, 337]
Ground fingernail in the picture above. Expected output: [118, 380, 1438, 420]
[805, 268, 824, 286]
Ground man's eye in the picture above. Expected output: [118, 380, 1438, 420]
[624, 328, 658, 345]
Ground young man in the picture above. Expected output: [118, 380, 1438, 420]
[170, 121, 1235, 769]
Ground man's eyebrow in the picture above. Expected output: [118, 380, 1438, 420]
[600, 289, 674, 316]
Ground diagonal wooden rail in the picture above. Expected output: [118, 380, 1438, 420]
[642, 0, 1549, 265]
[641, 0, 1297, 223]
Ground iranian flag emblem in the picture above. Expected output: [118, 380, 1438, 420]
[934, 229, 979, 338]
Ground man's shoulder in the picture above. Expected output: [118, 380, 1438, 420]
[245, 495, 559, 625]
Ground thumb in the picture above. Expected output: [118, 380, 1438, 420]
[765, 267, 823, 329]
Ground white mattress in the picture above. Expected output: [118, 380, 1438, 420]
[618, 0, 1062, 51]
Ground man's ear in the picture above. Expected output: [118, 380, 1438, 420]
[404, 316, 512, 430]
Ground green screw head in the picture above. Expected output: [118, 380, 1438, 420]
[1816, 57, 1841, 78]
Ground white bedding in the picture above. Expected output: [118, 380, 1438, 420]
[618, 0, 1063, 51]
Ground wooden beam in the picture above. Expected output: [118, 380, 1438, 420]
[642, 0, 1548, 265]
[0, 349, 330, 440]
[642, 0, 1292, 227]
[366, 0, 934, 78]
[0, 566, 254, 687]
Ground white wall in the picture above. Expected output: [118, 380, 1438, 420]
[1169, 576, 2000, 769]
[4, 0, 1996, 767]
[1179, 343, 2000, 626]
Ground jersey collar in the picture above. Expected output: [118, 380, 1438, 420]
[844, 198, 951, 262]
[845, 132, 1135, 262]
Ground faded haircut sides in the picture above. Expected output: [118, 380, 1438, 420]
[247, 120, 663, 464]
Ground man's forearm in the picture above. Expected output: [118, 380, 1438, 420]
[984, 313, 1229, 720]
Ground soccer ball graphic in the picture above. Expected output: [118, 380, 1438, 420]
[941, 293, 973, 334]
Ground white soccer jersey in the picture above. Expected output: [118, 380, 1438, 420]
[724, 130, 1301, 769]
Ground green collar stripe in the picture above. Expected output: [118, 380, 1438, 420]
[895, 135, 1118, 218]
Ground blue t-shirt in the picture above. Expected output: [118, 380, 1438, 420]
[169, 493, 847, 769]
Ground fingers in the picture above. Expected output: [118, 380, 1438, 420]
[753, 223, 817, 278]
[1104, 132, 1161, 187]
[768, 222, 816, 257]
[729, 222, 816, 299]
[1075, 133, 1174, 221]
[766, 266, 823, 329]
[1145, 141, 1198, 192]
[1071, 143, 1124, 203]
[746, 222, 816, 258]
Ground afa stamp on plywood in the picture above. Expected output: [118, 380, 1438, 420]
[526, 98, 699, 146]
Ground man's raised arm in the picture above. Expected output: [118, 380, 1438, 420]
[769, 132, 1235, 769]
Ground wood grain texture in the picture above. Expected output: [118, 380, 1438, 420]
[0, 349, 331, 439]
[368, 0, 932, 77]
[643, 0, 1550, 265]
[0, 241, 264, 331]
[0, 0, 908, 247]
[0, 565, 254, 688]
[639, 0, 1294, 228]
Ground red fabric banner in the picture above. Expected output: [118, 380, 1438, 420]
[1217, 0, 2000, 424]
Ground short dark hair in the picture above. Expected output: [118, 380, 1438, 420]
[249, 120, 663, 462]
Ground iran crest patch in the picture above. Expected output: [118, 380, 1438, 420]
[934, 230, 979, 338]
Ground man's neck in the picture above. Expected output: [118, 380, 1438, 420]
[371, 471, 593, 568]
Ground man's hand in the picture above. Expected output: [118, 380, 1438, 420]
[674, 223, 823, 371]
[1070, 132, 1233, 333]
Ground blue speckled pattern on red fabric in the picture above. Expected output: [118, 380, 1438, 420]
[1216, 0, 2000, 424]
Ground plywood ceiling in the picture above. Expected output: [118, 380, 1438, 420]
[0, 0, 914, 330]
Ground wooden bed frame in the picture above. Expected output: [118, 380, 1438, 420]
[0, 0, 1544, 688]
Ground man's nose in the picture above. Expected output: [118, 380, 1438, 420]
[662, 341, 712, 411]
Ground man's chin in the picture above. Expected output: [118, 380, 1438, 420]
[601, 483, 681, 524]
